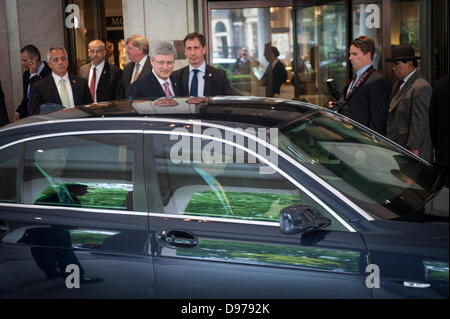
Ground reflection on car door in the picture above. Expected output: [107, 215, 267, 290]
[145, 130, 371, 298]
[0, 133, 155, 298]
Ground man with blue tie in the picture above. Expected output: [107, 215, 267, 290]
[128, 42, 181, 99]
[173, 33, 232, 97]
[339, 36, 390, 135]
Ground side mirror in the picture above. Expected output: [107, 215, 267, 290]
[279, 204, 331, 235]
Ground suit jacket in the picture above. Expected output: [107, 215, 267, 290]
[79, 61, 122, 102]
[127, 71, 181, 99]
[387, 71, 433, 161]
[0, 80, 9, 126]
[120, 57, 152, 99]
[30, 74, 93, 115]
[172, 64, 233, 97]
[262, 60, 287, 96]
[16, 61, 52, 118]
[341, 68, 390, 135]
[429, 75, 449, 166]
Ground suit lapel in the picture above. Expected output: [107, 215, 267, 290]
[181, 66, 190, 96]
[68, 74, 80, 105]
[204, 65, 214, 97]
[389, 71, 420, 112]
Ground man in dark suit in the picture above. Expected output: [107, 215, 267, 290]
[0, 80, 9, 126]
[128, 41, 181, 99]
[79, 40, 122, 102]
[339, 36, 389, 135]
[386, 45, 433, 162]
[262, 44, 287, 97]
[172, 32, 232, 97]
[120, 34, 152, 99]
[30, 46, 92, 115]
[13, 45, 52, 121]
[429, 75, 449, 167]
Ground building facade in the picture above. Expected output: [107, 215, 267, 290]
[0, 0, 448, 119]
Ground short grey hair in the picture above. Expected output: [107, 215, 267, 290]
[149, 41, 176, 59]
[47, 46, 68, 62]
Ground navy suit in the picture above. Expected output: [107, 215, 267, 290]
[341, 68, 390, 135]
[30, 74, 93, 115]
[127, 71, 181, 99]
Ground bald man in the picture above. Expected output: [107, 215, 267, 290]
[79, 39, 122, 102]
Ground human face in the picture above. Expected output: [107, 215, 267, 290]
[48, 49, 69, 77]
[348, 45, 372, 71]
[88, 41, 106, 66]
[184, 38, 207, 68]
[126, 42, 145, 63]
[392, 61, 413, 80]
[151, 54, 175, 80]
[20, 51, 35, 70]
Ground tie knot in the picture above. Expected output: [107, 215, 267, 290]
[192, 69, 200, 75]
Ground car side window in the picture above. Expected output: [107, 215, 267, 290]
[0, 144, 19, 203]
[23, 134, 135, 210]
[150, 132, 346, 231]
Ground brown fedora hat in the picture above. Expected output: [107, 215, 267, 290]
[386, 44, 421, 61]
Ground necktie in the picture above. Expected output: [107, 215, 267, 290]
[59, 78, 71, 108]
[189, 69, 200, 97]
[90, 67, 96, 101]
[163, 81, 172, 97]
[389, 80, 404, 112]
[132, 63, 140, 83]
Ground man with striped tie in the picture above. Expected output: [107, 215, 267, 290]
[29, 46, 92, 115]
[127, 41, 181, 99]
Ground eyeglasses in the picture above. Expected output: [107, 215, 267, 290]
[154, 60, 174, 66]
[354, 38, 366, 46]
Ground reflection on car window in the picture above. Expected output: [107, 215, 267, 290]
[23, 134, 135, 210]
[279, 111, 448, 222]
[151, 133, 346, 231]
[0, 144, 19, 203]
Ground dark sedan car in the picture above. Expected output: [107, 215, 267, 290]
[0, 97, 448, 298]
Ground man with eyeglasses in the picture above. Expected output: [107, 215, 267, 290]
[339, 36, 390, 135]
[79, 40, 122, 102]
[127, 41, 181, 99]
[386, 45, 433, 161]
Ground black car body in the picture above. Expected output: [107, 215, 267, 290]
[0, 97, 448, 298]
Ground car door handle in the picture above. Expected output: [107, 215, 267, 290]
[157, 230, 198, 248]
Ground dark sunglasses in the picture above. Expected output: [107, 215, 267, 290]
[354, 38, 366, 46]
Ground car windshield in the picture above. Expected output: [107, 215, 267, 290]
[277, 110, 448, 222]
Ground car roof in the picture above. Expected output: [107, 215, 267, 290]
[1, 96, 321, 133]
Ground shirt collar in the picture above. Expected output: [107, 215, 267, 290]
[92, 60, 105, 70]
[137, 55, 147, 67]
[190, 61, 206, 73]
[37, 62, 46, 75]
[356, 64, 372, 79]
[402, 69, 417, 84]
[52, 72, 69, 83]
[152, 69, 172, 86]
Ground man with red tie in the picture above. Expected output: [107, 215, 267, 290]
[127, 41, 181, 99]
[79, 40, 122, 102]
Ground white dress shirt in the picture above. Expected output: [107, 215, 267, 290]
[88, 61, 105, 102]
[52, 72, 75, 108]
[189, 61, 206, 97]
[152, 69, 174, 97]
[131, 56, 148, 83]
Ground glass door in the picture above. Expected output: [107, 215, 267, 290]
[293, 3, 347, 106]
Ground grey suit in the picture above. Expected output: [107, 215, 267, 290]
[386, 70, 433, 161]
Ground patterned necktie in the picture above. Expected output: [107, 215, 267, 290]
[90, 67, 96, 101]
[59, 78, 71, 108]
[163, 81, 172, 97]
[189, 69, 200, 97]
[132, 63, 140, 83]
[389, 80, 404, 112]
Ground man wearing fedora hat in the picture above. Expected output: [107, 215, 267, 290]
[386, 44, 433, 162]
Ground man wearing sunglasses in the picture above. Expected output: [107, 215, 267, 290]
[340, 36, 390, 135]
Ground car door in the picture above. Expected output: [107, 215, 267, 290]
[144, 124, 371, 298]
[0, 131, 156, 298]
